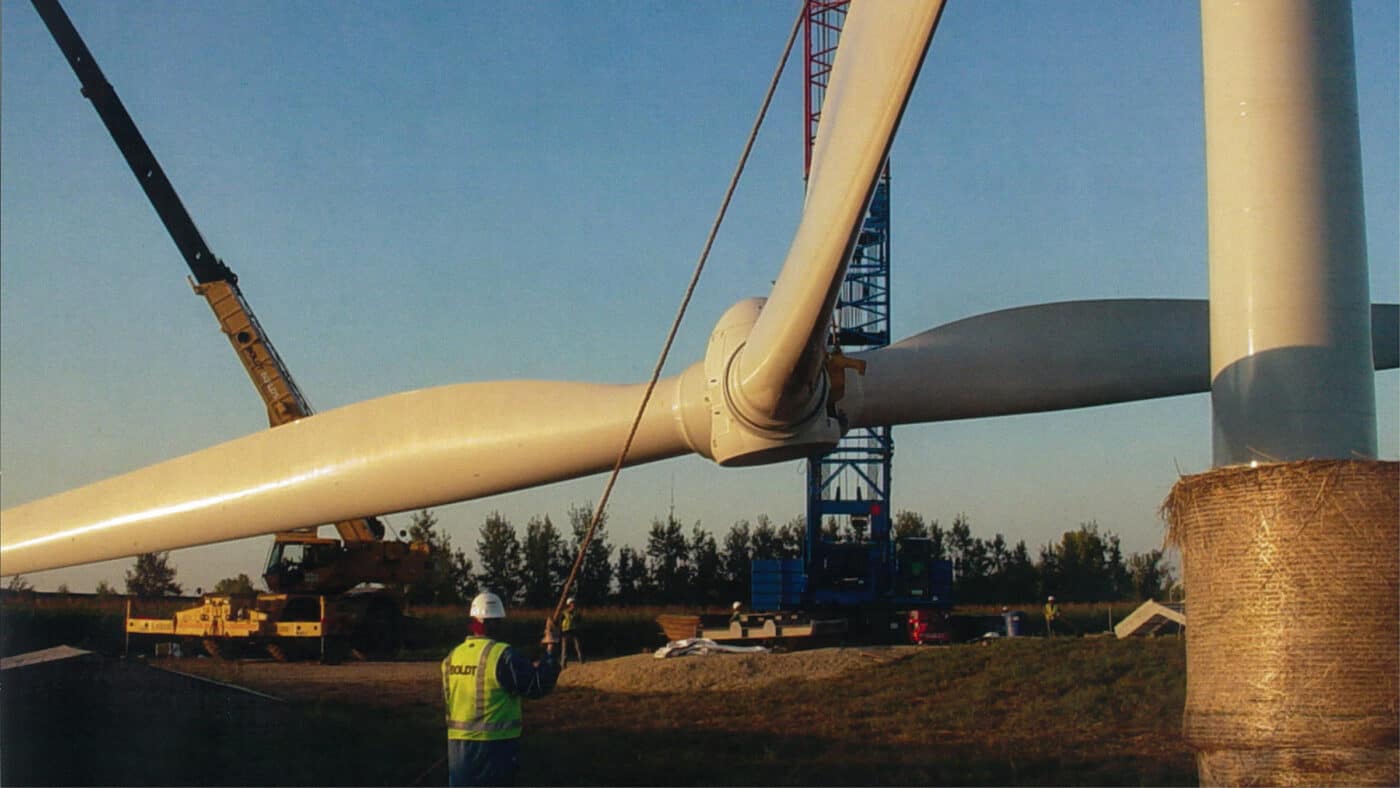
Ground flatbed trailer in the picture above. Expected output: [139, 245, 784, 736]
[657, 612, 849, 643]
[125, 589, 402, 662]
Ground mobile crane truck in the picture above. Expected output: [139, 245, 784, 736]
[33, 0, 430, 661]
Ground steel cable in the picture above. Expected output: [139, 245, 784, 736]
[549, 2, 807, 627]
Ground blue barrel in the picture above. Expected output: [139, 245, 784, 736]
[1004, 610, 1025, 637]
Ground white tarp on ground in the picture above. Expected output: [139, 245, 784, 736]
[0, 644, 94, 671]
[653, 638, 770, 659]
[1114, 600, 1186, 638]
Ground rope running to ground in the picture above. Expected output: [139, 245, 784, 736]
[549, 3, 807, 626]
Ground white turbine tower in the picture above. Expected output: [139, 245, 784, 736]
[1204, 0, 1377, 464]
[1172, 3, 1397, 784]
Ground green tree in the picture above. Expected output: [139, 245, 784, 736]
[944, 514, 978, 599]
[407, 509, 477, 605]
[750, 515, 783, 560]
[720, 520, 753, 603]
[947, 514, 974, 568]
[988, 533, 1010, 574]
[777, 517, 805, 558]
[689, 524, 721, 605]
[521, 515, 569, 608]
[1107, 534, 1132, 599]
[1000, 540, 1040, 603]
[476, 512, 523, 604]
[1041, 521, 1127, 602]
[927, 519, 947, 561]
[125, 552, 183, 597]
[95, 579, 116, 597]
[1127, 549, 1176, 601]
[6, 575, 33, 592]
[567, 504, 614, 606]
[213, 573, 259, 595]
[894, 510, 930, 539]
[615, 545, 648, 605]
[645, 514, 690, 604]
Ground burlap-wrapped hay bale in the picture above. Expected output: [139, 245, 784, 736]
[1164, 460, 1398, 786]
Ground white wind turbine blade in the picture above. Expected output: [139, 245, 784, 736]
[23, 1, 1389, 580]
[730, 0, 947, 427]
[843, 300, 1400, 427]
[1, 371, 712, 576]
[1, 2, 954, 577]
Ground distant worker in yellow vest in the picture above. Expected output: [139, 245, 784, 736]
[442, 591, 560, 786]
[730, 600, 743, 626]
[1044, 595, 1061, 637]
[560, 597, 583, 666]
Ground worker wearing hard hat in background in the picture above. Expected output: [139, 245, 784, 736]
[729, 601, 743, 626]
[560, 597, 583, 667]
[1044, 595, 1061, 637]
[442, 591, 560, 787]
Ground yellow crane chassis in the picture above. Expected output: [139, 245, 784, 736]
[123, 591, 402, 661]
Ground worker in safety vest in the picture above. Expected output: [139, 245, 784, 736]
[729, 601, 743, 626]
[560, 597, 583, 667]
[1044, 595, 1061, 637]
[442, 591, 560, 786]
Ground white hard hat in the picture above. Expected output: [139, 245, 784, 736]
[566, 597, 576, 606]
[470, 591, 507, 620]
[732, 601, 742, 610]
[1047, 595, 1055, 601]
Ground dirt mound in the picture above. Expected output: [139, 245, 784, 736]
[559, 645, 919, 694]
[158, 645, 922, 703]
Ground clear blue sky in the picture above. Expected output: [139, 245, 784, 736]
[3, 1, 1396, 593]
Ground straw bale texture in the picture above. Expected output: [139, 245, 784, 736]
[1163, 460, 1398, 786]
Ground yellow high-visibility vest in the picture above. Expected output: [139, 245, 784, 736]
[442, 637, 523, 741]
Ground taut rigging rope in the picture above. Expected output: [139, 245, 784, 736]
[549, 2, 807, 626]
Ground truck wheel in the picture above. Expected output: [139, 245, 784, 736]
[320, 638, 350, 665]
[353, 598, 402, 659]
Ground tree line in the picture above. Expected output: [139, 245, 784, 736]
[396, 506, 1175, 608]
[112, 506, 1176, 607]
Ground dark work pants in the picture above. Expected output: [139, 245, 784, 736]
[447, 738, 520, 787]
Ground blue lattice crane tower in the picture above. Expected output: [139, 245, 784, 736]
[802, 1, 896, 607]
[746, 2, 950, 622]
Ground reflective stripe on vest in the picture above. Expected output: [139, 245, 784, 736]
[442, 637, 523, 741]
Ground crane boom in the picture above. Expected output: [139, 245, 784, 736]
[32, 0, 384, 548]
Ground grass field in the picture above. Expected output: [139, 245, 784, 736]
[524, 638, 1192, 786]
[3, 591, 1192, 786]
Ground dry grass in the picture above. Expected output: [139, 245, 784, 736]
[158, 637, 1192, 786]
[4, 595, 1194, 784]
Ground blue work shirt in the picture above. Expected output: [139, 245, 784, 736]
[495, 644, 560, 699]
[446, 644, 559, 787]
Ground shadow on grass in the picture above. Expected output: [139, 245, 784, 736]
[520, 639, 1194, 787]
[523, 713, 1194, 787]
[4, 637, 1192, 786]
[2, 656, 443, 787]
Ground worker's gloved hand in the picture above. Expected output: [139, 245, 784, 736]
[541, 618, 561, 646]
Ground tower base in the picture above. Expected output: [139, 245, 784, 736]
[1164, 460, 1398, 787]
